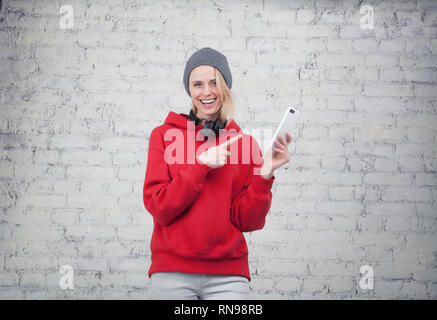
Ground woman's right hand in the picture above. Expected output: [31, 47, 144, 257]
[197, 135, 243, 169]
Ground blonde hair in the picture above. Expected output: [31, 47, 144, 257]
[191, 67, 235, 123]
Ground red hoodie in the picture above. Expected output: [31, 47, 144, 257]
[143, 111, 275, 281]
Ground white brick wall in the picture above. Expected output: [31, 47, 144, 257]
[0, 0, 436, 299]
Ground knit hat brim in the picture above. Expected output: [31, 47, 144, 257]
[183, 47, 232, 97]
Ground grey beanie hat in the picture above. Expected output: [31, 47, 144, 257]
[183, 47, 232, 97]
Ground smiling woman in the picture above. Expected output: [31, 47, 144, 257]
[189, 66, 235, 126]
[143, 47, 291, 300]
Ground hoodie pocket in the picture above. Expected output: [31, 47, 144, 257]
[160, 192, 247, 260]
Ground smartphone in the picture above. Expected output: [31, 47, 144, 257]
[267, 107, 300, 152]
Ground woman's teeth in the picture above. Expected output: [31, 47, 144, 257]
[201, 98, 216, 104]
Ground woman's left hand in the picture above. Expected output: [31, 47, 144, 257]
[259, 133, 292, 179]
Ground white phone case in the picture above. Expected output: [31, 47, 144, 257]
[267, 107, 300, 151]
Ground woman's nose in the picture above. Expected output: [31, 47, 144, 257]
[202, 84, 212, 95]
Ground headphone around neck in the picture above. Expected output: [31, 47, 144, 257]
[189, 109, 227, 137]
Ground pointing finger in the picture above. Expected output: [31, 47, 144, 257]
[219, 134, 243, 149]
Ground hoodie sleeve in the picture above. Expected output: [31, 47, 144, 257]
[230, 137, 275, 232]
[143, 127, 212, 226]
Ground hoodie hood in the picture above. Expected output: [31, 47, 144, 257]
[164, 111, 241, 132]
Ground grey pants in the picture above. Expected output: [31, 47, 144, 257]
[148, 272, 250, 300]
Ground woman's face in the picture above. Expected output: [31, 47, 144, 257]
[189, 65, 222, 121]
